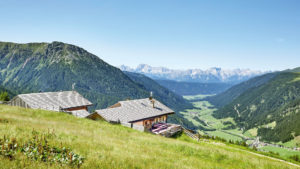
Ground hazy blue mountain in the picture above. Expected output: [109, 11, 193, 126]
[120, 64, 266, 84]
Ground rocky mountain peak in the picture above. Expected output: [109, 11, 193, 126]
[119, 64, 268, 84]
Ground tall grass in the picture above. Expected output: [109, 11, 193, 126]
[0, 105, 298, 169]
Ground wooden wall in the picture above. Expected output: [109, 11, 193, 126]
[65, 106, 88, 111]
[9, 97, 29, 108]
[133, 115, 168, 129]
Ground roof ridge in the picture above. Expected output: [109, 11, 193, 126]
[119, 98, 156, 103]
[19, 90, 75, 95]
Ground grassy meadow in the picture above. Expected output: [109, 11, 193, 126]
[0, 105, 299, 169]
[260, 146, 300, 159]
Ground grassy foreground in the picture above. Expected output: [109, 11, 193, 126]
[0, 105, 299, 169]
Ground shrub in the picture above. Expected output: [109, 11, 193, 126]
[289, 155, 300, 162]
[0, 91, 9, 101]
[0, 130, 85, 168]
[0, 136, 18, 160]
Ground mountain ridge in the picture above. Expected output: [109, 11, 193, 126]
[156, 79, 232, 95]
[0, 41, 191, 113]
[120, 64, 267, 84]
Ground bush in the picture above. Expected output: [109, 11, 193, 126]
[0, 91, 9, 101]
[0, 130, 85, 168]
[0, 136, 18, 160]
[289, 155, 300, 162]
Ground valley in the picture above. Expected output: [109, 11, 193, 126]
[180, 95, 300, 160]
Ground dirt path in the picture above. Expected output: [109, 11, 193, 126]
[186, 131, 300, 168]
[230, 146, 300, 168]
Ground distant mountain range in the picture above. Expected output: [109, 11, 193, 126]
[120, 64, 267, 84]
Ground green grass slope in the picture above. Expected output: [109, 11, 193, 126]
[0, 105, 299, 169]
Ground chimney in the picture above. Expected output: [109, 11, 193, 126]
[149, 91, 155, 108]
[72, 83, 76, 91]
[149, 91, 153, 100]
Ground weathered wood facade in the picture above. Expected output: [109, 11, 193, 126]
[10, 96, 29, 108]
[132, 115, 168, 129]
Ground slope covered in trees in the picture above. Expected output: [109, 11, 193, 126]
[213, 70, 300, 142]
[258, 98, 300, 142]
[124, 72, 193, 111]
[208, 72, 278, 107]
[155, 79, 232, 95]
[0, 42, 191, 113]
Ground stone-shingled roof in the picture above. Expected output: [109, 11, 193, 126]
[16, 91, 92, 112]
[96, 98, 174, 123]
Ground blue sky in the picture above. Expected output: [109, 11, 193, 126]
[0, 0, 299, 71]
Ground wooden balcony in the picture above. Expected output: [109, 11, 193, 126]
[151, 122, 182, 137]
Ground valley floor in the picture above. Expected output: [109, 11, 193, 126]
[181, 95, 300, 161]
[0, 105, 299, 169]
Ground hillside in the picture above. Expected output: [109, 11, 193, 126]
[0, 86, 13, 97]
[258, 98, 300, 142]
[207, 72, 278, 107]
[156, 79, 232, 95]
[213, 71, 300, 143]
[0, 42, 189, 111]
[0, 105, 298, 169]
